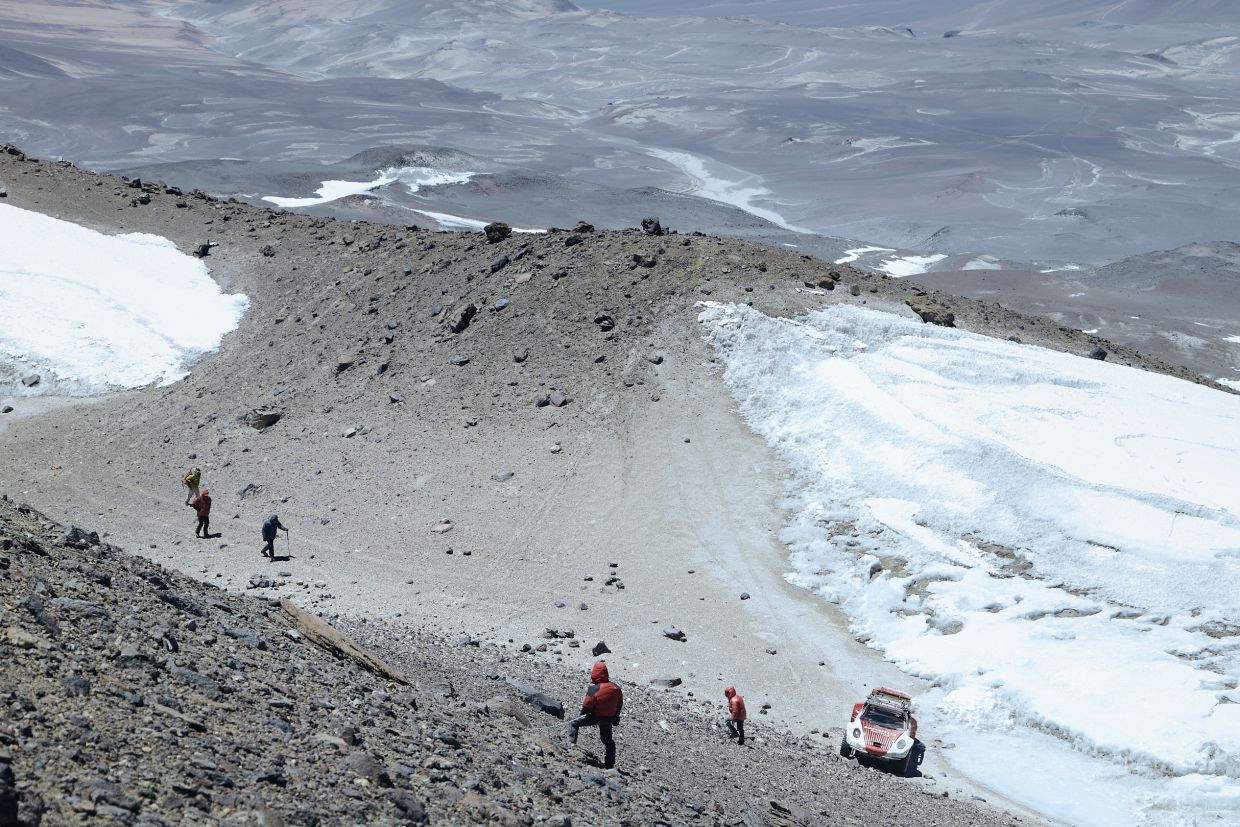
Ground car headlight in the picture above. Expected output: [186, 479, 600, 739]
[892, 736, 910, 754]
[851, 727, 862, 740]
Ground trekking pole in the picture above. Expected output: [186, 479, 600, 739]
[286, 531, 291, 558]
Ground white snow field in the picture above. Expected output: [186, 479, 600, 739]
[0, 204, 248, 393]
[263, 166, 474, 208]
[700, 303, 1240, 826]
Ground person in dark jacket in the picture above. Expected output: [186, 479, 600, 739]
[724, 685, 747, 745]
[568, 660, 622, 769]
[261, 514, 287, 558]
[189, 489, 212, 538]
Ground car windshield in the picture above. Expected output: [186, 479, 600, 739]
[861, 705, 904, 730]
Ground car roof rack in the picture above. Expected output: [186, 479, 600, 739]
[867, 687, 913, 712]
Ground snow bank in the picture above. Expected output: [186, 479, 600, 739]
[700, 302, 1240, 826]
[263, 165, 474, 208]
[0, 204, 248, 394]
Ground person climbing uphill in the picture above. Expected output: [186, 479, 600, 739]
[182, 467, 201, 505]
[724, 685, 747, 746]
[189, 488, 212, 538]
[568, 660, 623, 769]
[261, 514, 287, 559]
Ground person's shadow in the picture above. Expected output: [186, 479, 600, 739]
[268, 554, 294, 562]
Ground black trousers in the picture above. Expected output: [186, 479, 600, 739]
[262, 536, 275, 556]
[570, 715, 616, 768]
[196, 515, 209, 537]
[727, 718, 745, 745]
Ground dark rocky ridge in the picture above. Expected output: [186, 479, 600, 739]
[0, 496, 1023, 826]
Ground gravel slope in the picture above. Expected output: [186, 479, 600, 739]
[2, 146, 1212, 824]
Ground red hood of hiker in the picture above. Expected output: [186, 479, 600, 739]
[724, 686, 736, 699]
[590, 661, 610, 684]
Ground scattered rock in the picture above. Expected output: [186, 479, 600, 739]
[593, 313, 615, 332]
[19, 374, 40, 388]
[447, 303, 477, 334]
[650, 677, 682, 688]
[662, 626, 687, 642]
[483, 222, 511, 243]
[640, 217, 664, 236]
[492, 470, 514, 482]
[489, 254, 509, 273]
[632, 254, 657, 268]
[740, 592, 750, 600]
[1088, 346, 1108, 361]
[431, 520, 454, 534]
[591, 641, 611, 656]
[563, 234, 584, 247]
[244, 407, 284, 430]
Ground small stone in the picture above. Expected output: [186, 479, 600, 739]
[451, 356, 470, 367]
[389, 394, 405, 404]
[489, 254, 510, 274]
[493, 298, 510, 311]
[1088, 346, 1108, 361]
[591, 641, 611, 656]
[431, 520, 454, 534]
[849, 284, 862, 296]
[514, 349, 529, 363]
[663, 625, 687, 642]
[564, 234, 584, 247]
[492, 470, 514, 482]
[740, 592, 750, 600]
[0, 406, 11, 414]
[650, 677, 682, 688]
[646, 354, 664, 365]
[19, 374, 40, 388]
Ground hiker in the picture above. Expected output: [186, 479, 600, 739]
[261, 514, 288, 558]
[189, 488, 212, 538]
[182, 467, 202, 505]
[568, 660, 623, 769]
[724, 685, 747, 746]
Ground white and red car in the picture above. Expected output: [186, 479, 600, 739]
[839, 687, 925, 776]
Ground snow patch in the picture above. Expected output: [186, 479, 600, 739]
[264, 166, 474, 208]
[700, 302, 1240, 826]
[646, 148, 809, 233]
[877, 253, 948, 277]
[0, 204, 248, 394]
[834, 246, 893, 264]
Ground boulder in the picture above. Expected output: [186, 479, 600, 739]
[641, 217, 665, 236]
[573, 220, 595, 233]
[1088, 346, 1108, 361]
[489, 254, 509, 273]
[244, 407, 283, 430]
[19, 374, 39, 388]
[483, 222, 512, 243]
[563, 234, 584, 247]
[906, 301, 956, 327]
[447, 303, 477, 334]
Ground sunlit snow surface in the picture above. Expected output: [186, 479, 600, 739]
[263, 166, 474, 208]
[701, 303, 1240, 826]
[0, 204, 248, 394]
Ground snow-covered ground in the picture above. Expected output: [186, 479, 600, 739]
[263, 166, 474, 208]
[0, 204, 248, 394]
[645, 148, 810, 234]
[701, 303, 1240, 827]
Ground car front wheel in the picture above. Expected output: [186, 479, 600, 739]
[839, 736, 854, 759]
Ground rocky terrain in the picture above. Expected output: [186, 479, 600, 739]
[2, 146, 1222, 826]
[0, 495, 1030, 826]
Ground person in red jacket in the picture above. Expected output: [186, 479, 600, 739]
[724, 685, 747, 746]
[568, 660, 622, 769]
[189, 488, 212, 538]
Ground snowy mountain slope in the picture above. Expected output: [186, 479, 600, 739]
[702, 302, 1240, 826]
